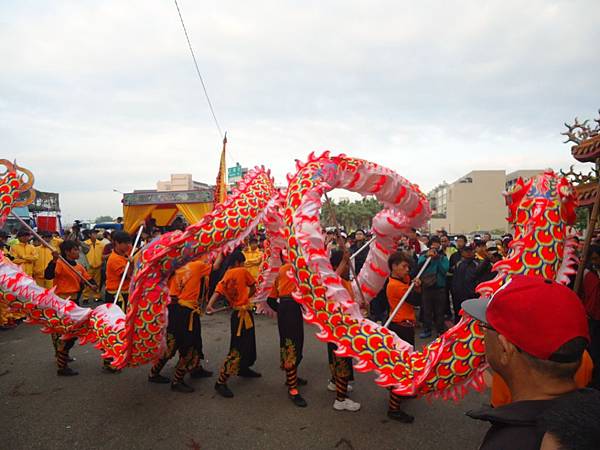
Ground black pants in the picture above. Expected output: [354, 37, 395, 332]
[327, 343, 354, 382]
[52, 333, 76, 369]
[150, 304, 204, 381]
[387, 323, 415, 411]
[277, 297, 304, 370]
[422, 287, 446, 334]
[219, 309, 257, 378]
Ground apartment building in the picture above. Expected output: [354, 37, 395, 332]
[428, 169, 544, 234]
[156, 174, 210, 192]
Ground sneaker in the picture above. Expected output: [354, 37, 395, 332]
[327, 381, 353, 392]
[57, 367, 79, 376]
[190, 367, 213, 379]
[333, 398, 361, 412]
[239, 368, 262, 378]
[289, 393, 308, 408]
[214, 382, 234, 398]
[67, 356, 76, 363]
[148, 374, 170, 384]
[171, 381, 194, 393]
[419, 329, 432, 339]
[387, 409, 415, 423]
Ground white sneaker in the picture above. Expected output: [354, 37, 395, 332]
[333, 398, 361, 412]
[327, 381, 353, 392]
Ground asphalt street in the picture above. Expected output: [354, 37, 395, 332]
[0, 313, 489, 450]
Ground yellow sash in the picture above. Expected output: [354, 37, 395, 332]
[234, 305, 253, 337]
[178, 299, 203, 331]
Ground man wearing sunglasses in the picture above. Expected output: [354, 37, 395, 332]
[462, 275, 590, 450]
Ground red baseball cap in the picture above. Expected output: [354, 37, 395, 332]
[462, 275, 589, 361]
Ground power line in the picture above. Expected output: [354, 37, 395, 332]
[174, 0, 224, 139]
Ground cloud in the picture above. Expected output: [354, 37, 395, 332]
[2, 0, 598, 224]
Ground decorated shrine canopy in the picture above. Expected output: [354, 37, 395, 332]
[561, 113, 600, 209]
[122, 188, 214, 234]
[572, 134, 600, 163]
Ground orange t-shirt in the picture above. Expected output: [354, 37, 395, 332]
[170, 260, 212, 305]
[215, 267, 256, 308]
[490, 350, 594, 407]
[53, 259, 91, 296]
[106, 251, 130, 293]
[386, 276, 416, 324]
[269, 263, 296, 298]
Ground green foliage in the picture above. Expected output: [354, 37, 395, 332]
[575, 208, 589, 232]
[94, 215, 114, 223]
[320, 197, 383, 231]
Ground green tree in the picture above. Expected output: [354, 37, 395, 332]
[95, 215, 113, 223]
[319, 197, 383, 231]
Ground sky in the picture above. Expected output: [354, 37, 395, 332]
[2, 0, 599, 224]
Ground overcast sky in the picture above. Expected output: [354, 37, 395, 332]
[3, 0, 599, 224]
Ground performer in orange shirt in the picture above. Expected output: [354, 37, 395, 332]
[149, 257, 217, 393]
[267, 258, 307, 407]
[104, 231, 132, 309]
[206, 250, 259, 398]
[385, 251, 421, 423]
[44, 240, 95, 376]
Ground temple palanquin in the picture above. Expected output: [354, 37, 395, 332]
[562, 113, 600, 209]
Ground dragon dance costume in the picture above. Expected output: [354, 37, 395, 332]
[0, 155, 579, 412]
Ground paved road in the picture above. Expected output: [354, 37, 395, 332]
[0, 314, 488, 450]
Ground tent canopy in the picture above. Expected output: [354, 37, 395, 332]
[122, 188, 214, 234]
[123, 203, 213, 234]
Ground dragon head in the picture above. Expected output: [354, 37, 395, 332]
[505, 170, 577, 227]
[0, 160, 36, 227]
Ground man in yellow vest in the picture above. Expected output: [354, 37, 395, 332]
[83, 229, 105, 303]
[33, 231, 54, 289]
[10, 229, 38, 277]
[50, 232, 63, 252]
[242, 237, 263, 281]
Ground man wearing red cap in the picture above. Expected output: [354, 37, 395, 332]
[462, 275, 590, 450]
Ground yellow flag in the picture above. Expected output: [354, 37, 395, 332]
[214, 134, 227, 205]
